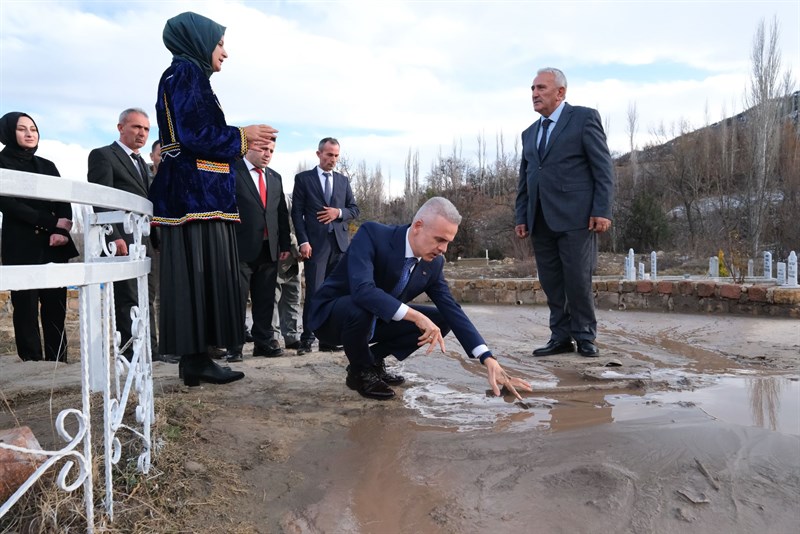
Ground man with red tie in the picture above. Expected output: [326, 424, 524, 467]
[225, 139, 291, 362]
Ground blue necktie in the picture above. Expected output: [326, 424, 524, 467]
[370, 257, 418, 341]
[391, 257, 418, 298]
[323, 172, 332, 204]
[538, 118, 552, 160]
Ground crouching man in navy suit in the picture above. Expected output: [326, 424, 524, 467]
[308, 197, 532, 400]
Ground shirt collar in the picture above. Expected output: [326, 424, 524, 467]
[542, 101, 566, 124]
[404, 228, 421, 261]
[115, 139, 137, 157]
[317, 166, 334, 178]
[244, 158, 261, 173]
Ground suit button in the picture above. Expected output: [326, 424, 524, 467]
[538, 166, 543, 170]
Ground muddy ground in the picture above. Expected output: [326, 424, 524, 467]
[1, 304, 798, 533]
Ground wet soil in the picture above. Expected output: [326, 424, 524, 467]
[1, 305, 798, 533]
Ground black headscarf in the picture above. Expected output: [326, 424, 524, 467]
[0, 111, 38, 163]
[163, 12, 226, 78]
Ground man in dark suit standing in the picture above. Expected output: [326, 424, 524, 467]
[87, 108, 163, 361]
[291, 137, 359, 355]
[309, 197, 531, 400]
[225, 140, 291, 362]
[515, 68, 615, 358]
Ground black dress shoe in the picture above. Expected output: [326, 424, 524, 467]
[244, 329, 254, 343]
[181, 354, 244, 387]
[178, 358, 231, 379]
[225, 351, 243, 363]
[253, 339, 284, 358]
[296, 340, 314, 355]
[532, 339, 576, 357]
[207, 346, 228, 360]
[285, 340, 301, 350]
[318, 343, 342, 352]
[154, 353, 181, 364]
[375, 359, 404, 386]
[576, 340, 600, 357]
[346, 368, 395, 400]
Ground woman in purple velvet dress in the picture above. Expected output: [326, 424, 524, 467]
[149, 12, 276, 386]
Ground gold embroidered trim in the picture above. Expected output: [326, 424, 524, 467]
[163, 92, 176, 144]
[152, 211, 241, 226]
[239, 127, 247, 156]
[197, 159, 230, 173]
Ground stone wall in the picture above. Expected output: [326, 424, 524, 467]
[442, 279, 800, 319]
[2, 279, 799, 320]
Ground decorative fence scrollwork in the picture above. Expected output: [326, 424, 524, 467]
[0, 168, 155, 532]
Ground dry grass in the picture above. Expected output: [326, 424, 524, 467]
[1, 390, 253, 533]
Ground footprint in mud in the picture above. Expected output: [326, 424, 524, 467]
[543, 463, 636, 511]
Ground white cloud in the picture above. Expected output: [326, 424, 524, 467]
[1, 0, 797, 199]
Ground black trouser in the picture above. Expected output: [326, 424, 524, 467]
[531, 201, 598, 342]
[11, 287, 68, 361]
[229, 240, 279, 352]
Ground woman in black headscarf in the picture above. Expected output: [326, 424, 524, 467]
[149, 12, 276, 386]
[0, 112, 78, 362]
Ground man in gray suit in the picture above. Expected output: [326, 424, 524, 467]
[88, 108, 163, 360]
[225, 139, 291, 362]
[291, 137, 359, 354]
[271, 192, 303, 351]
[514, 68, 615, 357]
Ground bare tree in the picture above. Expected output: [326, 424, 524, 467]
[743, 16, 794, 256]
[626, 101, 640, 188]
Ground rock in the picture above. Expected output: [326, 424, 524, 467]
[0, 426, 44, 502]
[184, 460, 206, 474]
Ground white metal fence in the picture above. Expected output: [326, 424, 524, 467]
[0, 168, 154, 532]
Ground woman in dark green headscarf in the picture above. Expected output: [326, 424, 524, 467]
[149, 12, 277, 386]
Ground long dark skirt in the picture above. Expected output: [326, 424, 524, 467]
[158, 221, 243, 356]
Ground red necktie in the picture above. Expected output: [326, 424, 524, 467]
[255, 167, 267, 207]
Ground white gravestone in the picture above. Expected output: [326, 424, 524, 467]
[650, 251, 658, 281]
[777, 262, 786, 286]
[764, 251, 773, 278]
[787, 251, 798, 287]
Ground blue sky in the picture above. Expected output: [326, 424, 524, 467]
[1, 0, 798, 198]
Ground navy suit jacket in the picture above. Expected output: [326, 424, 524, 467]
[291, 168, 359, 252]
[515, 102, 615, 233]
[233, 160, 290, 263]
[308, 222, 485, 357]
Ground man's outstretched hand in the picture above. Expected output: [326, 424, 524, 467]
[484, 357, 532, 401]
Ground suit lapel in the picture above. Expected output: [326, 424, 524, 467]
[240, 163, 263, 208]
[541, 103, 573, 160]
[310, 169, 325, 200]
[111, 143, 145, 193]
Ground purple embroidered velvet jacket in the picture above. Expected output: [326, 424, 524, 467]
[149, 59, 247, 226]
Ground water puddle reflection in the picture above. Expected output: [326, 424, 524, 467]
[401, 357, 800, 436]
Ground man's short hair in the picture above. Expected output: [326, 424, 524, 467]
[118, 107, 149, 125]
[413, 197, 462, 225]
[537, 67, 567, 89]
[318, 137, 340, 151]
[151, 139, 161, 151]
